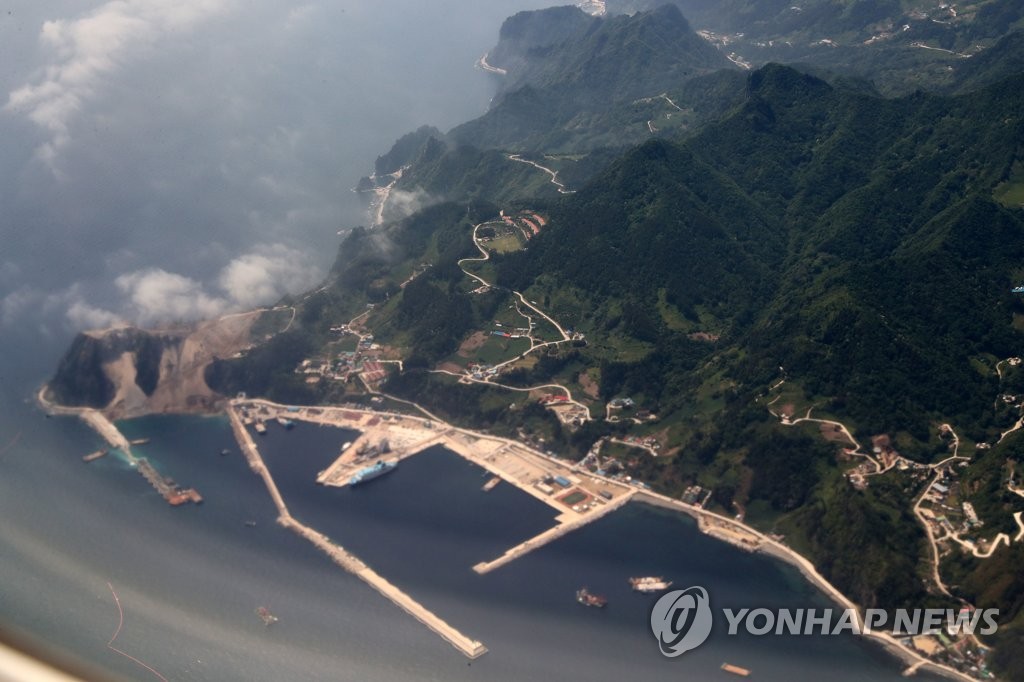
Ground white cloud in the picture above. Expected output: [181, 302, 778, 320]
[218, 243, 321, 309]
[4, 0, 235, 169]
[103, 244, 321, 325]
[66, 300, 124, 330]
[115, 268, 227, 324]
[382, 187, 435, 222]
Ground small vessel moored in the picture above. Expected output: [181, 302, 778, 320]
[482, 476, 501, 492]
[721, 663, 750, 677]
[576, 587, 607, 608]
[629, 576, 673, 593]
[254, 421, 267, 435]
[82, 449, 108, 462]
[276, 417, 295, 429]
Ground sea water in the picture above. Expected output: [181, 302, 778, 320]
[0, 401, 946, 681]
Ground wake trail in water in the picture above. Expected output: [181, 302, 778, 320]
[0, 431, 21, 460]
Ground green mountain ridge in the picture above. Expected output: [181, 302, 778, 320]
[49, 5, 1024, 678]
[335, 65, 1024, 678]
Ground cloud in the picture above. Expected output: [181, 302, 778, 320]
[66, 300, 124, 330]
[4, 0, 234, 169]
[218, 244, 322, 309]
[1, 282, 122, 335]
[115, 268, 227, 324]
[106, 244, 322, 325]
[382, 188, 435, 223]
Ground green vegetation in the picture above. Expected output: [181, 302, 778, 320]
[994, 161, 1024, 208]
[50, 6, 1024, 674]
[49, 333, 116, 408]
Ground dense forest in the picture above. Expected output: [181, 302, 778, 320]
[55, 4, 1024, 677]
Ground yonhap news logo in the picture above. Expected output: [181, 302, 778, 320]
[650, 587, 714, 657]
[650, 586, 1000, 657]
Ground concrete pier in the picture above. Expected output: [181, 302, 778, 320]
[79, 410, 132, 453]
[228, 406, 487, 659]
[473, 491, 634, 574]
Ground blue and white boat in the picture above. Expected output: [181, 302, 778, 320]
[349, 459, 398, 486]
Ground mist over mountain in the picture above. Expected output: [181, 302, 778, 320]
[0, 0, 556, 351]
[38, 2, 1024, 678]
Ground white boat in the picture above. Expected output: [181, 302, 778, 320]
[629, 576, 672, 593]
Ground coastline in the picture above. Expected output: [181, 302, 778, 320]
[37, 386, 984, 681]
[635, 491, 976, 682]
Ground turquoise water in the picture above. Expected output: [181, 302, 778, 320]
[0, 399, 946, 681]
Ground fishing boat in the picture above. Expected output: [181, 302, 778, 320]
[576, 587, 607, 608]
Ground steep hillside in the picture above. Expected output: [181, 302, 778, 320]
[49, 313, 266, 417]
[449, 5, 739, 154]
[606, 0, 1024, 94]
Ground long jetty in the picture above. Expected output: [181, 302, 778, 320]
[37, 389, 202, 507]
[228, 406, 487, 659]
[473, 491, 634, 574]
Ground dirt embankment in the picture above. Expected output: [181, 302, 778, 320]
[55, 312, 262, 420]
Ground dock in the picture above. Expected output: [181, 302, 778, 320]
[473, 491, 634, 574]
[241, 399, 638, 577]
[228, 405, 488, 659]
[136, 458, 203, 506]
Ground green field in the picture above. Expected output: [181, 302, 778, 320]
[995, 161, 1024, 207]
[473, 335, 532, 365]
[560, 490, 588, 506]
[487, 233, 526, 253]
[995, 180, 1024, 208]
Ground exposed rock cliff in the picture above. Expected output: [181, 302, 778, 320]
[47, 312, 261, 418]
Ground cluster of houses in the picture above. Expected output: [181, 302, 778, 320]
[500, 210, 546, 241]
[903, 620, 993, 680]
[466, 363, 500, 380]
[296, 330, 388, 387]
[491, 322, 530, 339]
[680, 484, 712, 508]
[917, 467, 986, 543]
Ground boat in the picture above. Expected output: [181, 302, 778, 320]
[254, 421, 267, 435]
[721, 663, 750, 677]
[576, 587, 607, 608]
[276, 417, 294, 429]
[82, 449, 108, 463]
[244, 520, 257, 527]
[482, 476, 501, 492]
[220, 448, 231, 456]
[340, 441, 352, 454]
[629, 576, 673, 593]
[349, 459, 398, 486]
[1013, 285, 1024, 294]
[255, 607, 278, 626]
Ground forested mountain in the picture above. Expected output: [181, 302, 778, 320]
[605, 0, 1024, 93]
[451, 5, 738, 153]
[53, 4, 1024, 678]
[327, 63, 1024, 678]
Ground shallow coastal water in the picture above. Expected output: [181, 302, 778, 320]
[0, 401, 946, 681]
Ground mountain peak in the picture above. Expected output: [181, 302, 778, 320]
[747, 63, 832, 102]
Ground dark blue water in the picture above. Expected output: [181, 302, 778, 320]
[0, 379, 950, 682]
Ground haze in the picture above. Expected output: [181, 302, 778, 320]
[0, 0, 554, 370]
